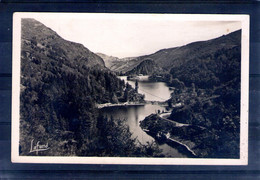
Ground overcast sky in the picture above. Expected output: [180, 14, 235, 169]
[31, 13, 241, 58]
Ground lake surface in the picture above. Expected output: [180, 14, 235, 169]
[100, 76, 186, 157]
[119, 76, 173, 102]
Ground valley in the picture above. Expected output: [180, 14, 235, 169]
[97, 29, 241, 158]
[19, 18, 241, 158]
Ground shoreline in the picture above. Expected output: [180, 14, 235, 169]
[99, 102, 197, 157]
[143, 128, 197, 158]
[167, 137, 197, 156]
[96, 100, 168, 109]
[96, 102, 146, 109]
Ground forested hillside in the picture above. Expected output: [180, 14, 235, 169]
[19, 19, 159, 157]
[140, 30, 241, 158]
[125, 59, 162, 75]
[110, 30, 241, 76]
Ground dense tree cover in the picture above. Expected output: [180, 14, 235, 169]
[95, 115, 162, 157]
[125, 59, 162, 76]
[168, 46, 241, 158]
[169, 46, 241, 88]
[19, 18, 157, 157]
[141, 35, 241, 158]
[110, 30, 241, 75]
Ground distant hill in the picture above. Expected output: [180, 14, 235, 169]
[109, 58, 142, 73]
[146, 30, 241, 70]
[96, 52, 138, 72]
[96, 53, 120, 69]
[125, 59, 162, 75]
[111, 30, 241, 75]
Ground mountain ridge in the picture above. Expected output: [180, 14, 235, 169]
[106, 29, 241, 75]
[22, 18, 106, 69]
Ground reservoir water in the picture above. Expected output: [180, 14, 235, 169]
[100, 76, 187, 157]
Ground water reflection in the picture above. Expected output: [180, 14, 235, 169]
[119, 76, 173, 102]
[100, 104, 186, 157]
[99, 76, 187, 157]
[134, 106, 139, 126]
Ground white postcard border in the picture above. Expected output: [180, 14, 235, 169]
[12, 13, 249, 165]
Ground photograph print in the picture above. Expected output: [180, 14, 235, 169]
[12, 13, 249, 165]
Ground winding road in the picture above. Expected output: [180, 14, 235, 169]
[158, 112, 190, 127]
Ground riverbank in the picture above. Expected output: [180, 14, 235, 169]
[96, 102, 146, 109]
[142, 126, 196, 158]
[97, 100, 170, 109]
[98, 102, 196, 156]
[140, 113, 214, 158]
[99, 75, 193, 157]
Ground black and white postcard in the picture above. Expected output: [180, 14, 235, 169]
[12, 13, 249, 165]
